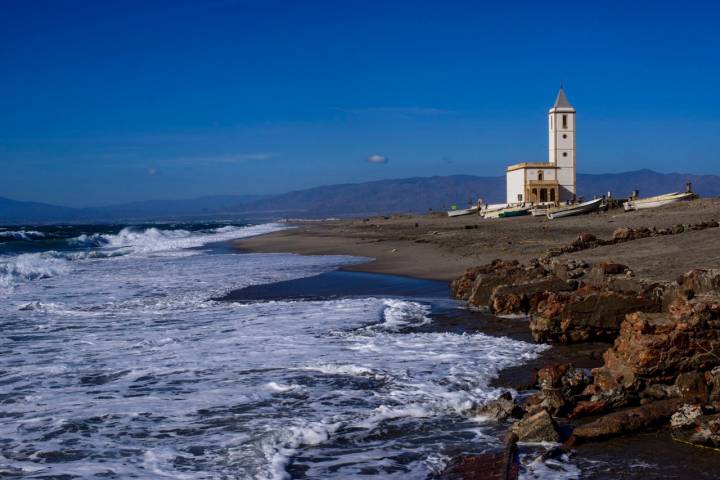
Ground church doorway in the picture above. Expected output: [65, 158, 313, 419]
[550, 189, 556, 202]
[540, 188, 548, 202]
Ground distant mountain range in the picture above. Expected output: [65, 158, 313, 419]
[1, 169, 718, 224]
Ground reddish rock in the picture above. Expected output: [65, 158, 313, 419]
[439, 433, 519, 480]
[671, 413, 720, 449]
[509, 410, 561, 443]
[568, 399, 683, 444]
[530, 290, 661, 344]
[570, 400, 607, 418]
[489, 277, 573, 315]
[675, 371, 709, 403]
[612, 227, 634, 242]
[454, 260, 551, 308]
[576, 233, 597, 244]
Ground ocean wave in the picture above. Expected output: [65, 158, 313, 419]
[69, 223, 286, 255]
[0, 230, 46, 240]
[0, 252, 71, 291]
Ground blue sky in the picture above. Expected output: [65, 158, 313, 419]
[1, 0, 719, 206]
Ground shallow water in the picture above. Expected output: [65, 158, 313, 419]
[0, 223, 565, 479]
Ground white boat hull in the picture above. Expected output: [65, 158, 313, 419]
[447, 206, 479, 217]
[623, 192, 694, 211]
[485, 206, 531, 219]
[547, 198, 604, 219]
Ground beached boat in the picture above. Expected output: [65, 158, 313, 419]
[530, 203, 556, 216]
[485, 205, 531, 219]
[546, 198, 604, 219]
[623, 192, 695, 212]
[447, 205, 479, 217]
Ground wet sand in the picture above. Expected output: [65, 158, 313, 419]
[237, 198, 720, 283]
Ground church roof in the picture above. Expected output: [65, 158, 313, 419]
[553, 87, 573, 109]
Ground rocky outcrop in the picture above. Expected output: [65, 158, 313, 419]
[450, 259, 554, 308]
[529, 287, 662, 344]
[579, 270, 720, 410]
[542, 220, 720, 259]
[672, 411, 720, 449]
[439, 433, 519, 480]
[568, 398, 683, 444]
[524, 363, 593, 417]
[471, 392, 524, 422]
[490, 277, 573, 315]
[508, 410, 561, 443]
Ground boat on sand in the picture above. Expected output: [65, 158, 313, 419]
[485, 205, 531, 219]
[623, 192, 695, 211]
[447, 205, 479, 217]
[547, 198, 604, 219]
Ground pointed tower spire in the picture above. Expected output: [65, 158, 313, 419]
[553, 86, 573, 109]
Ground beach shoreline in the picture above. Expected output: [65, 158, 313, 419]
[237, 198, 720, 283]
[235, 199, 720, 478]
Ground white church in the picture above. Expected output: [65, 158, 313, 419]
[506, 87, 576, 205]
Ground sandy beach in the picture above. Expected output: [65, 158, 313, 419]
[236, 198, 720, 282]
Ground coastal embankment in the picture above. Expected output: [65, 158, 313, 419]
[236, 198, 720, 283]
[236, 198, 720, 479]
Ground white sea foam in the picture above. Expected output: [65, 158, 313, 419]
[0, 252, 71, 291]
[69, 223, 286, 255]
[0, 223, 289, 294]
[0, 228, 555, 479]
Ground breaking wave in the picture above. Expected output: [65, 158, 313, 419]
[69, 223, 285, 254]
[0, 230, 46, 240]
[0, 252, 70, 290]
[0, 223, 288, 293]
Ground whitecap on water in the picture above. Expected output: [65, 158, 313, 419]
[0, 222, 556, 479]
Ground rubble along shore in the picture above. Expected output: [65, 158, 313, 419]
[448, 255, 720, 477]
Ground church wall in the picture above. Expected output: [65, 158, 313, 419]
[526, 168, 557, 181]
[506, 169, 525, 204]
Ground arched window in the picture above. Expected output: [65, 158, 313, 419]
[562, 115, 568, 129]
[538, 170, 544, 181]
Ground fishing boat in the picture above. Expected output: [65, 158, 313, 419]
[447, 205, 479, 217]
[623, 192, 695, 212]
[530, 203, 556, 216]
[485, 205, 531, 219]
[479, 203, 508, 217]
[546, 198, 604, 219]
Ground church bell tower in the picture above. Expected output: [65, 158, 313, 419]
[548, 87, 576, 201]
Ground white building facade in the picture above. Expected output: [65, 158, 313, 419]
[506, 87, 576, 204]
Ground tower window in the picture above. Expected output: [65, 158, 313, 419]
[538, 170, 544, 181]
[563, 152, 568, 157]
[562, 115, 568, 129]
[562, 134, 567, 139]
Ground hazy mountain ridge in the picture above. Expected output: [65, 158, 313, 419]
[1, 170, 718, 224]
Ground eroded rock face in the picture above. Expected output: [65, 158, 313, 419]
[508, 410, 560, 443]
[589, 311, 720, 407]
[438, 433, 519, 480]
[471, 392, 524, 422]
[568, 399, 683, 444]
[582, 270, 720, 409]
[490, 277, 573, 315]
[672, 413, 720, 449]
[525, 363, 593, 417]
[529, 288, 662, 344]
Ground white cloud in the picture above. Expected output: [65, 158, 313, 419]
[367, 154, 388, 164]
[147, 168, 159, 176]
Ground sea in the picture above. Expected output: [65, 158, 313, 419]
[0, 222, 583, 479]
